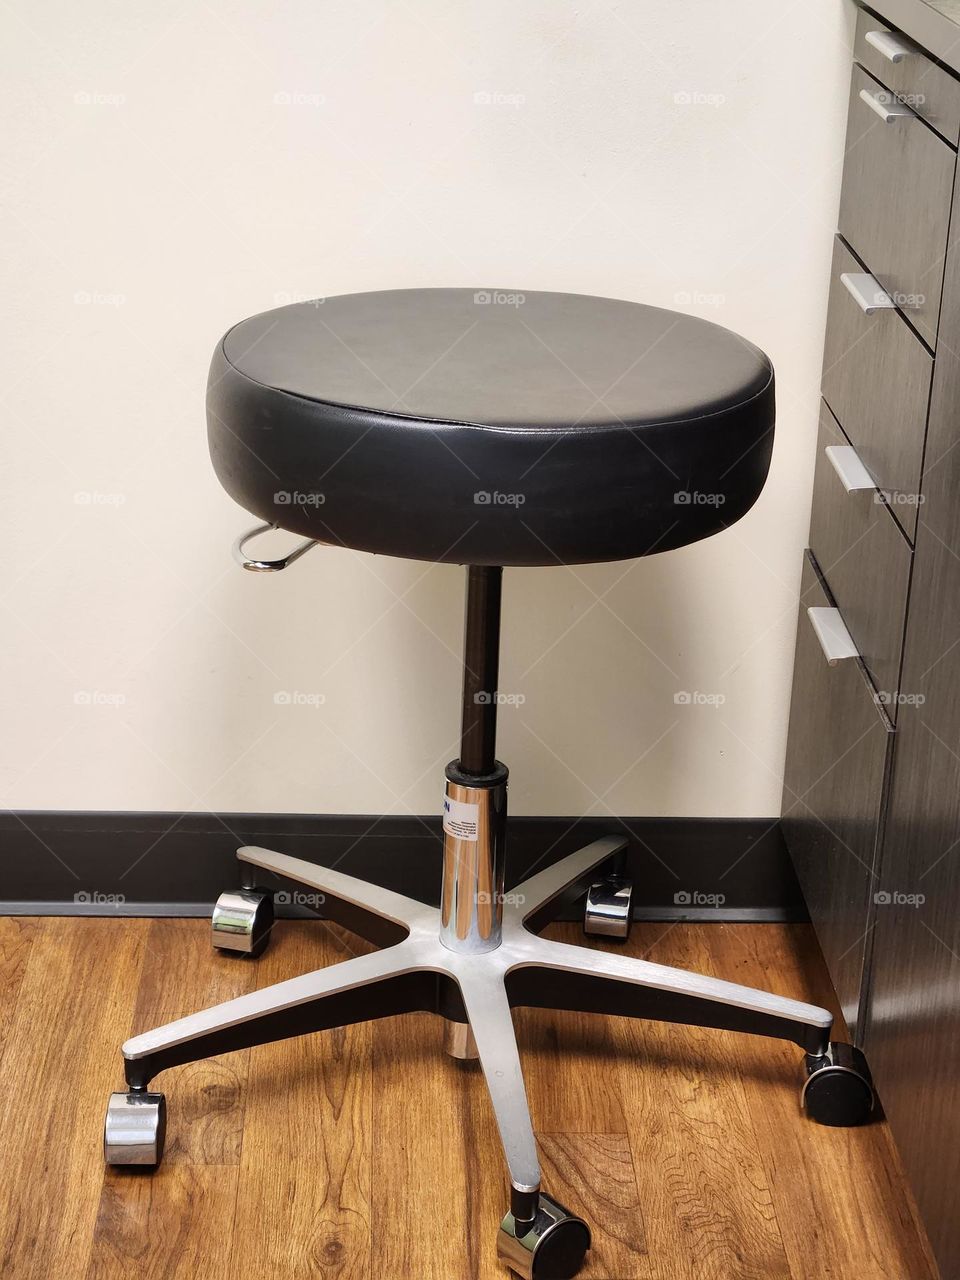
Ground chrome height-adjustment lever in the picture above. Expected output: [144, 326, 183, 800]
[232, 522, 322, 573]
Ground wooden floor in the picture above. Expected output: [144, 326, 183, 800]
[0, 916, 938, 1280]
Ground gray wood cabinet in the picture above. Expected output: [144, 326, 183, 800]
[782, 554, 894, 1037]
[782, 4, 960, 1273]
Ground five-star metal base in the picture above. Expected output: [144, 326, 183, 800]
[112, 836, 835, 1274]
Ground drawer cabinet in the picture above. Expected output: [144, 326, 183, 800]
[784, 6, 960, 1274]
[854, 7, 960, 143]
[821, 236, 932, 539]
[808, 400, 912, 710]
[782, 555, 894, 1037]
[838, 62, 955, 348]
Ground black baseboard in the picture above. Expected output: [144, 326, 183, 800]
[0, 812, 804, 923]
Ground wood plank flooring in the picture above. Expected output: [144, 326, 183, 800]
[0, 917, 939, 1279]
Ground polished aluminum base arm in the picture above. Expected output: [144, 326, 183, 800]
[120, 839, 833, 1197]
[511, 835, 627, 933]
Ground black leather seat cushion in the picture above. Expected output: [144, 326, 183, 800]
[208, 289, 774, 566]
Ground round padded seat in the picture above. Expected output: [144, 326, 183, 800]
[207, 289, 774, 566]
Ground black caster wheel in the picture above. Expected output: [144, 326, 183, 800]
[801, 1042, 875, 1126]
[211, 887, 274, 957]
[583, 875, 633, 941]
[103, 1091, 167, 1167]
[497, 1193, 591, 1279]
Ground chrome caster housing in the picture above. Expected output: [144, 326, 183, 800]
[801, 1042, 875, 1126]
[497, 1193, 591, 1280]
[584, 874, 633, 940]
[211, 887, 274, 956]
[104, 1091, 166, 1167]
[443, 1018, 479, 1060]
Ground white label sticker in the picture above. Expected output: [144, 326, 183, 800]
[443, 795, 479, 842]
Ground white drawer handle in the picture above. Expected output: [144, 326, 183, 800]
[864, 28, 915, 63]
[807, 607, 860, 665]
[840, 271, 895, 314]
[859, 86, 913, 123]
[825, 444, 876, 493]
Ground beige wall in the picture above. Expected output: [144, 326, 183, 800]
[2, 0, 855, 818]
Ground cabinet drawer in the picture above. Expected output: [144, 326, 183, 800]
[781, 553, 894, 1039]
[855, 8, 960, 144]
[808, 400, 912, 713]
[821, 236, 932, 541]
[838, 63, 955, 349]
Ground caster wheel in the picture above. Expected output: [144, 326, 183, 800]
[104, 1091, 166, 1167]
[584, 875, 633, 940]
[801, 1042, 875, 1126]
[211, 887, 274, 956]
[497, 1193, 591, 1280]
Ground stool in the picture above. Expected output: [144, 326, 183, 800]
[104, 290, 874, 1280]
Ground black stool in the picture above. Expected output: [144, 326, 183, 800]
[104, 290, 873, 1280]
